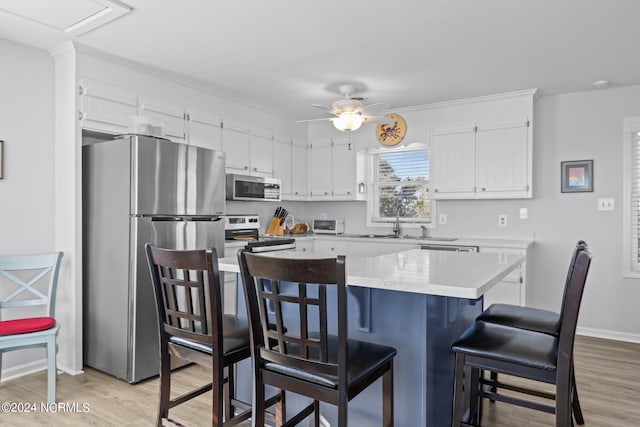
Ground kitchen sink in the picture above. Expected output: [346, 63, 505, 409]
[414, 236, 458, 241]
[348, 234, 458, 241]
[352, 234, 398, 238]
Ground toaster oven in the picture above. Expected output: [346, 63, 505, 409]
[312, 219, 345, 235]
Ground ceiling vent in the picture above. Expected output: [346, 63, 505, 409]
[0, 0, 131, 37]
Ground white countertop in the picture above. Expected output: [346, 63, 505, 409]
[218, 248, 524, 299]
[225, 234, 533, 250]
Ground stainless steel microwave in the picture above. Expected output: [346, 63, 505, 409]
[226, 174, 281, 201]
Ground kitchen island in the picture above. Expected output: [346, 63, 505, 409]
[219, 248, 524, 426]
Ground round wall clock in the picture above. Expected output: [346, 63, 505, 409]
[376, 114, 407, 146]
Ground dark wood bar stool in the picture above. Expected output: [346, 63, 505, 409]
[145, 245, 281, 427]
[238, 250, 397, 427]
[451, 242, 592, 427]
[476, 240, 587, 424]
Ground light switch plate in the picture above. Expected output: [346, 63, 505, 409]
[597, 198, 615, 211]
[498, 214, 508, 227]
[519, 208, 528, 219]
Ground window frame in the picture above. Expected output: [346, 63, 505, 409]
[623, 116, 640, 278]
[366, 143, 436, 228]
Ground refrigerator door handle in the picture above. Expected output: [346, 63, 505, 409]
[148, 216, 186, 222]
[187, 216, 224, 222]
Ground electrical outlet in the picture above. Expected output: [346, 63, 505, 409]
[519, 208, 528, 219]
[498, 214, 508, 227]
[597, 198, 615, 211]
[439, 213, 448, 225]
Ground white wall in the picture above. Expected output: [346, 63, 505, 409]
[0, 39, 56, 376]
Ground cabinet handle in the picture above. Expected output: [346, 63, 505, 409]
[324, 192, 328, 195]
[78, 111, 84, 120]
[244, 166, 249, 170]
[434, 189, 439, 193]
[481, 187, 486, 191]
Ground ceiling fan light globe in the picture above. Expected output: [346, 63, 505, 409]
[332, 99, 363, 114]
[333, 112, 363, 132]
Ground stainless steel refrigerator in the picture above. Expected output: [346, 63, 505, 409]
[82, 134, 225, 382]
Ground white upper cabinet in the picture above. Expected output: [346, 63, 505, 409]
[331, 137, 357, 199]
[273, 135, 292, 196]
[249, 127, 274, 177]
[291, 138, 308, 199]
[187, 109, 222, 151]
[309, 136, 364, 201]
[138, 95, 186, 143]
[475, 118, 530, 196]
[222, 119, 250, 173]
[79, 78, 138, 135]
[431, 117, 532, 199]
[309, 138, 333, 200]
[431, 124, 477, 198]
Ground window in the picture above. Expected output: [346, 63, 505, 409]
[369, 146, 433, 224]
[623, 117, 640, 277]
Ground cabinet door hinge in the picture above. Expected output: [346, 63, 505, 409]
[78, 111, 84, 120]
[78, 85, 85, 96]
[184, 113, 190, 121]
[474, 125, 478, 132]
[526, 119, 530, 127]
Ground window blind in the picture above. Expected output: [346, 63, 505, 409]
[631, 130, 640, 269]
[372, 149, 432, 223]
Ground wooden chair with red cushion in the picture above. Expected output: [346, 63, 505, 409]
[0, 252, 64, 403]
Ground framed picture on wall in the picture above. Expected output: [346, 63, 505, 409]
[561, 159, 593, 193]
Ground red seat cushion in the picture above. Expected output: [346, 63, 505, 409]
[0, 317, 56, 335]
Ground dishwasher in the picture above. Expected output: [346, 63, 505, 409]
[420, 243, 479, 252]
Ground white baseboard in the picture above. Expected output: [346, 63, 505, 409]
[0, 359, 47, 382]
[577, 327, 640, 344]
[1, 359, 83, 382]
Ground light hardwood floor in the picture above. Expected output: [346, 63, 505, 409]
[0, 335, 638, 426]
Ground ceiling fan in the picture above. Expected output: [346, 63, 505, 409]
[297, 84, 391, 132]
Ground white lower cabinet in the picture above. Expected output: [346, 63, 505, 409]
[378, 242, 416, 255]
[480, 246, 527, 307]
[313, 239, 348, 256]
[294, 239, 314, 253]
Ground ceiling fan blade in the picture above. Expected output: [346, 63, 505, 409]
[312, 104, 332, 112]
[362, 101, 390, 113]
[364, 115, 395, 125]
[295, 117, 334, 123]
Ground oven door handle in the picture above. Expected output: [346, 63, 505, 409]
[248, 243, 296, 253]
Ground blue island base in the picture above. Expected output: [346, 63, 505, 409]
[235, 281, 482, 426]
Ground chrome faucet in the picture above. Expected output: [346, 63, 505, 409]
[393, 197, 402, 238]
